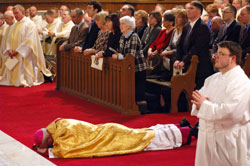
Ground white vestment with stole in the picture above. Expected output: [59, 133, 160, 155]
[191, 66, 250, 166]
[0, 17, 51, 87]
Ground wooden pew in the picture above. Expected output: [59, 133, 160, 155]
[147, 55, 199, 113]
[243, 53, 250, 77]
[56, 50, 140, 115]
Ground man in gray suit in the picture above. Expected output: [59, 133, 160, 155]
[59, 8, 88, 51]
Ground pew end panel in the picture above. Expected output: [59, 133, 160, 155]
[170, 55, 198, 113]
[243, 53, 250, 77]
[56, 50, 140, 115]
[146, 55, 199, 113]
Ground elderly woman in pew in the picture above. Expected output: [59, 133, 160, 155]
[141, 11, 162, 58]
[160, 9, 188, 79]
[112, 16, 147, 105]
[94, 13, 122, 59]
[82, 11, 110, 56]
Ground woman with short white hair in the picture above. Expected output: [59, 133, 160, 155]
[112, 16, 147, 108]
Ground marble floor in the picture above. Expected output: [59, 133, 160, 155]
[0, 130, 55, 166]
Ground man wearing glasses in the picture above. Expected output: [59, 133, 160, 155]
[191, 41, 250, 166]
[212, 5, 241, 53]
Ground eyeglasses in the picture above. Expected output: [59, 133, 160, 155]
[222, 11, 232, 14]
[213, 52, 231, 57]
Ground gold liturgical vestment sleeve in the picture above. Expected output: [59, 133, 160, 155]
[46, 119, 155, 158]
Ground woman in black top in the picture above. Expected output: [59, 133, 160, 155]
[95, 13, 122, 59]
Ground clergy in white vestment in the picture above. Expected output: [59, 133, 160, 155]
[0, 12, 7, 69]
[0, 11, 16, 77]
[0, 12, 7, 46]
[191, 41, 250, 166]
[30, 6, 44, 33]
[0, 5, 51, 87]
[50, 7, 61, 25]
[45, 10, 74, 76]
[41, 10, 60, 56]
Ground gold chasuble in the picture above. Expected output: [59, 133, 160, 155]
[0, 17, 51, 87]
[46, 119, 155, 158]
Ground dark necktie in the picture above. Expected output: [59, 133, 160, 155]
[89, 20, 94, 32]
[183, 23, 191, 54]
[240, 25, 249, 44]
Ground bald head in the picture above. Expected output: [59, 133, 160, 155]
[211, 16, 223, 32]
[4, 10, 15, 25]
[6, 6, 14, 11]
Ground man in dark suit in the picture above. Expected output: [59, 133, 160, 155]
[209, 16, 223, 49]
[212, 5, 241, 53]
[239, 5, 250, 63]
[59, 8, 88, 51]
[174, 1, 214, 89]
[74, 1, 101, 53]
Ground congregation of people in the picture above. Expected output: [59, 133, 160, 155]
[0, 1, 250, 165]
[0, 0, 250, 112]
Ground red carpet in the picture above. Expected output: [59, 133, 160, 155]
[0, 83, 198, 166]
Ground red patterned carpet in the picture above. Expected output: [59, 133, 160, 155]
[0, 82, 198, 166]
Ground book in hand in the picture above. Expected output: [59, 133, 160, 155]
[5, 57, 19, 70]
[91, 55, 103, 71]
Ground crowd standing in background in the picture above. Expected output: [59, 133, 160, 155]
[0, 0, 249, 111]
[0, 1, 250, 165]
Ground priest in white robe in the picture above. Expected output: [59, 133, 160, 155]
[41, 10, 60, 56]
[30, 6, 43, 27]
[45, 10, 74, 77]
[0, 4, 51, 87]
[47, 10, 74, 56]
[191, 41, 250, 166]
[0, 12, 7, 69]
[0, 12, 7, 46]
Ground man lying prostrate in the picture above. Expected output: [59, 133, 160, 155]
[33, 118, 198, 158]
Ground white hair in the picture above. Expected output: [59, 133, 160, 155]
[120, 16, 135, 30]
[4, 10, 14, 17]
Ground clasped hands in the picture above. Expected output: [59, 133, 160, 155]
[48, 31, 55, 37]
[173, 60, 185, 70]
[191, 90, 209, 110]
[8, 50, 18, 59]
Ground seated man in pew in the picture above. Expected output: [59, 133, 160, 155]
[59, 8, 88, 52]
[33, 118, 198, 158]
